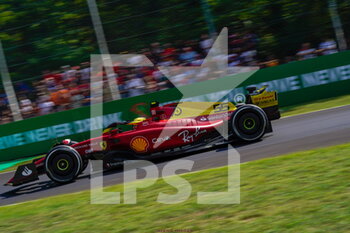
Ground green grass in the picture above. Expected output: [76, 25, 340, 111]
[1, 143, 350, 233]
[281, 94, 350, 117]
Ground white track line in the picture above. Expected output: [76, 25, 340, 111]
[281, 104, 350, 119]
[0, 170, 15, 175]
[0, 199, 36, 208]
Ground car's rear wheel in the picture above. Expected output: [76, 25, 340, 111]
[45, 145, 82, 184]
[230, 105, 268, 142]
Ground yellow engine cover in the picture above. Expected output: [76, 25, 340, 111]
[170, 102, 237, 120]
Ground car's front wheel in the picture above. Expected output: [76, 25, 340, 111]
[45, 145, 83, 184]
[230, 105, 268, 142]
[79, 159, 89, 175]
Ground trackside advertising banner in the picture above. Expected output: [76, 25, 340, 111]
[1, 51, 350, 161]
[0, 113, 121, 150]
[181, 63, 350, 104]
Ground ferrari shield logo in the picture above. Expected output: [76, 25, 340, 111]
[100, 141, 108, 150]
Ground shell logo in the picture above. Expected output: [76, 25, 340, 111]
[130, 136, 149, 153]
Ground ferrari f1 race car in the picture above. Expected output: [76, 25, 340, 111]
[5, 86, 280, 186]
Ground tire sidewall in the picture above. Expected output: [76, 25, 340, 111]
[79, 159, 89, 175]
[230, 104, 268, 141]
[45, 145, 82, 183]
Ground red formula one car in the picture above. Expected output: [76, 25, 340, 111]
[6, 100, 276, 186]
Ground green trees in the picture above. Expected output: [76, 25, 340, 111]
[0, 0, 349, 83]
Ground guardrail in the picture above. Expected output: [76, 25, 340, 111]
[1, 51, 350, 161]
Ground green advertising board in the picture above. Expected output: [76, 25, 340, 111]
[1, 51, 350, 161]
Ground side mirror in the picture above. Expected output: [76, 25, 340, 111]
[150, 101, 159, 108]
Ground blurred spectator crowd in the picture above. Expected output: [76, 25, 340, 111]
[0, 33, 339, 125]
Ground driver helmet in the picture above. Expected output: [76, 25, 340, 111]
[128, 117, 147, 125]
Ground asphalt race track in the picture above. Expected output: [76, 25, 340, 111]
[1, 105, 350, 206]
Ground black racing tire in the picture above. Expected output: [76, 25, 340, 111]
[79, 159, 89, 175]
[45, 145, 83, 184]
[230, 104, 268, 142]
